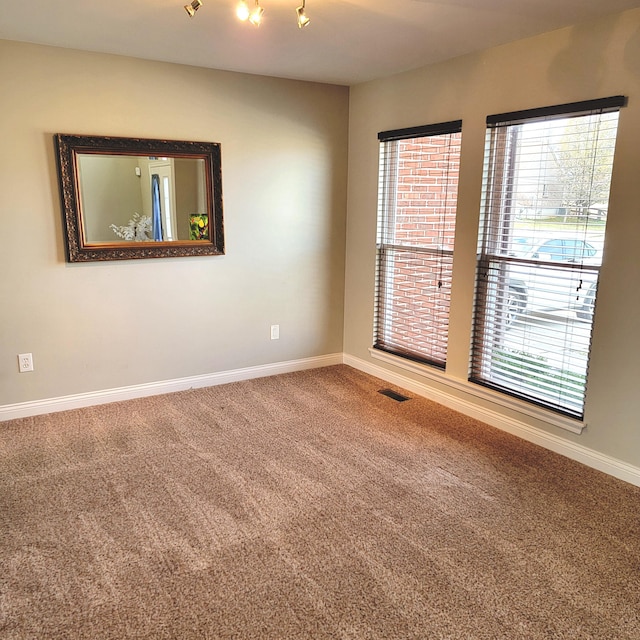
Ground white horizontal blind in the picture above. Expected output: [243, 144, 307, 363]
[374, 121, 462, 369]
[470, 97, 624, 418]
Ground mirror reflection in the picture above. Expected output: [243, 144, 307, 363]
[78, 154, 208, 243]
[55, 134, 224, 262]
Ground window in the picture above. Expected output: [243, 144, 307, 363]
[374, 121, 462, 368]
[470, 97, 625, 418]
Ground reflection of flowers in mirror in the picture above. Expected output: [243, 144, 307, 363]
[189, 214, 209, 240]
[110, 213, 152, 241]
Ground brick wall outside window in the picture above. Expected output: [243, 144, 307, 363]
[375, 132, 461, 366]
[394, 136, 459, 247]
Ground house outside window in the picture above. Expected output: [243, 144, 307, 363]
[470, 97, 625, 419]
[374, 121, 462, 369]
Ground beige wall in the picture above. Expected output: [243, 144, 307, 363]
[345, 9, 640, 466]
[79, 155, 144, 241]
[0, 40, 349, 404]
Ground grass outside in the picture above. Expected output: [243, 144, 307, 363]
[513, 215, 606, 235]
[493, 348, 586, 406]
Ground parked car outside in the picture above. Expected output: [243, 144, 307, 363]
[505, 236, 602, 323]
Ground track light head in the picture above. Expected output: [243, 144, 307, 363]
[249, 1, 264, 26]
[184, 0, 202, 17]
[296, 3, 310, 28]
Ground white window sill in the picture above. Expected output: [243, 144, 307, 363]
[368, 347, 586, 435]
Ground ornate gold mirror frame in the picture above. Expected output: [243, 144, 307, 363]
[55, 134, 224, 262]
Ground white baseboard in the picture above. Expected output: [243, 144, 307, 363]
[0, 353, 343, 422]
[3, 351, 639, 488]
[344, 353, 640, 488]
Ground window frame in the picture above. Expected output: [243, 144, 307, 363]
[374, 120, 462, 369]
[470, 96, 626, 419]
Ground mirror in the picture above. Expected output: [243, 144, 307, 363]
[55, 134, 224, 261]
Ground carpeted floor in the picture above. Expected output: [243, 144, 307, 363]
[1, 365, 639, 639]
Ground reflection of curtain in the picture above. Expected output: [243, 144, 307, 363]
[151, 174, 163, 241]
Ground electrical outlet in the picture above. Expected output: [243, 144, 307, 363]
[18, 353, 34, 373]
[270, 324, 280, 340]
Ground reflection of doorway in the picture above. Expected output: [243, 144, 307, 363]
[148, 159, 178, 241]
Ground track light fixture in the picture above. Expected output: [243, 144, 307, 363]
[185, 0, 310, 29]
[184, 0, 202, 17]
[296, 0, 310, 28]
[249, 0, 264, 26]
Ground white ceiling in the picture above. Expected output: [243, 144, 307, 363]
[1, 0, 639, 85]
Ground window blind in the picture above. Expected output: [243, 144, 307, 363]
[374, 121, 462, 368]
[470, 98, 624, 418]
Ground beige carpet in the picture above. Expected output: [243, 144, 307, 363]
[1, 365, 639, 639]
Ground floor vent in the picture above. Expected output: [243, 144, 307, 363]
[378, 389, 411, 402]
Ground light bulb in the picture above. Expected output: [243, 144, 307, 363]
[236, 1, 250, 21]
